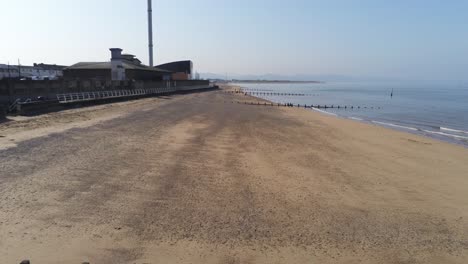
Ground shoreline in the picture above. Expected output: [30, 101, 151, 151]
[228, 80, 323, 84]
[231, 83, 468, 148]
[1, 86, 467, 263]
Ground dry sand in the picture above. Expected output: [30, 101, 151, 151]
[0, 86, 467, 264]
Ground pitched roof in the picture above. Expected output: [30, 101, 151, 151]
[65, 61, 171, 73]
[33, 63, 68, 70]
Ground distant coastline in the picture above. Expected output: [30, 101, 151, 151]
[208, 79, 323, 84]
[230, 80, 323, 84]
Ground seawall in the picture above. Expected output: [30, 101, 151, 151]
[1, 79, 214, 116]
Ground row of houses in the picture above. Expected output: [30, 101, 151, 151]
[0, 63, 66, 80]
[1, 48, 195, 82]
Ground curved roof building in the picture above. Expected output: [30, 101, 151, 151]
[156, 61, 193, 80]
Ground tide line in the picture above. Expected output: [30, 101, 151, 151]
[424, 130, 468, 140]
[372, 121, 418, 131]
[311, 108, 338, 116]
[440, 127, 468, 135]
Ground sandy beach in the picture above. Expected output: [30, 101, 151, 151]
[0, 86, 467, 264]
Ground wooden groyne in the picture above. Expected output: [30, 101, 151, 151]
[224, 91, 318, 97]
[242, 88, 274, 92]
[224, 88, 381, 110]
[224, 101, 381, 110]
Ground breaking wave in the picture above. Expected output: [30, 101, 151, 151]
[311, 108, 337, 116]
[371, 121, 419, 131]
[423, 130, 468, 140]
[440, 127, 468, 135]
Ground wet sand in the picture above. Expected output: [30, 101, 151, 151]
[0, 86, 467, 263]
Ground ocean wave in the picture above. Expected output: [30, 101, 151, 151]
[311, 108, 338, 116]
[440, 127, 468, 135]
[372, 121, 418, 131]
[349, 117, 364, 121]
[423, 130, 468, 140]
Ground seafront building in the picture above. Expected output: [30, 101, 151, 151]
[156, 61, 194, 81]
[64, 48, 172, 81]
[63, 48, 196, 82]
[1, 47, 198, 83]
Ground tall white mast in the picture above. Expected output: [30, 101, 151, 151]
[147, 0, 154, 67]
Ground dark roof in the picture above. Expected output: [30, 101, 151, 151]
[156, 61, 193, 74]
[65, 62, 171, 73]
[33, 63, 68, 70]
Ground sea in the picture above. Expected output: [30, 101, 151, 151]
[232, 81, 468, 147]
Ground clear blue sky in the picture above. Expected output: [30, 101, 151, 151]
[2, 0, 467, 80]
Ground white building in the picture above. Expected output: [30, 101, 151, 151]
[0, 64, 19, 79]
[0, 63, 66, 80]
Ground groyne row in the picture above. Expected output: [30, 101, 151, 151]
[224, 91, 318, 96]
[242, 89, 274, 92]
[225, 100, 382, 110]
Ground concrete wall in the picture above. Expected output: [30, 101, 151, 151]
[0, 103, 6, 119]
[171, 72, 190, 81]
[126, 69, 167, 81]
[0, 79, 210, 104]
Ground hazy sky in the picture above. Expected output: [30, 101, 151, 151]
[1, 0, 468, 80]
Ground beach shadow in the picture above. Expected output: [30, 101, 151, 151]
[156, 96, 173, 100]
[0, 117, 12, 125]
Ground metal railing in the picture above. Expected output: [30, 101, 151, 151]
[57, 88, 170, 103]
[8, 98, 22, 112]
[56, 85, 211, 104]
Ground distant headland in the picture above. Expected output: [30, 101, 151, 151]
[215, 79, 323, 84]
